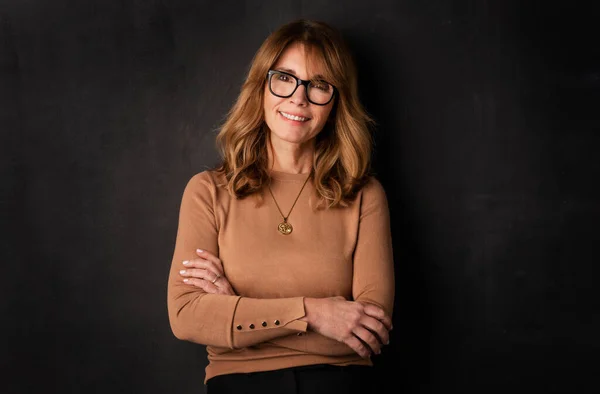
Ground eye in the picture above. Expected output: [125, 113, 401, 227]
[276, 73, 293, 83]
[311, 80, 331, 92]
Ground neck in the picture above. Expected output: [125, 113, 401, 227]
[267, 134, 314, 174]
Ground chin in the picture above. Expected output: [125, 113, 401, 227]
[271, 129, 313, 144]
[275, 133, 309, 144]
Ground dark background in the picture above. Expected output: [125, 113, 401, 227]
[2, 0, 599, 393]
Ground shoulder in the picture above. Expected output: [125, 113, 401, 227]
[182, 169, 228, 200]
[185, 169, 227, 190]
[355, 175, 390, 217]
[359, 175, 389, 203]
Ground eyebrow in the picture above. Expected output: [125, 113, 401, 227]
[275, 67, 327, 80]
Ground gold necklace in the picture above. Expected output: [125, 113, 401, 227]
[267, 171, 312, 235]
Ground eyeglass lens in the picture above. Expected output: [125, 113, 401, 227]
[269, 71, 334, 105]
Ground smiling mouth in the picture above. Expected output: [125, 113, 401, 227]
[279, 111, 311, 122]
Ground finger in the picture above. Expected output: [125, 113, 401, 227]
[179, 268, 216, 282]
[182, 259, 223, 276]
[216, 278, 237, 296]
[352, 326, 382, 355]
[179, 259, 236, 295]
[362, 303, 393, 331]
[182, 277, 210, 290]
[361, 316, 390, 345]
[209, 271, 222, 285]
[182, 277, 223, 294]
[205, 277, 236, 296]
[345, 335, 371, 359]
[201, 271, 232, 294]
[216, 281, 236, 296]
[195, 249, 224, 270]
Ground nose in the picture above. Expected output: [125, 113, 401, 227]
[290, 83, 308, 106]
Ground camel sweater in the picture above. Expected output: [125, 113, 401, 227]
[166, 169, 395, 384]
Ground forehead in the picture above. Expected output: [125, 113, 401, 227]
[272, 42, 328, 79]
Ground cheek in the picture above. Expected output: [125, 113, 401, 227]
[264, 93, 283, 112]
[263, 96, 283, 128]
[262, 87, 272, 112]
[315, 107, 333, 126]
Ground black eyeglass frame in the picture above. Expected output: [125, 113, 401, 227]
[266, 70, 337, 106]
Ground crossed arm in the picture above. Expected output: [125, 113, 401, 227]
[178, 248, 392, 358]
[167, 172, 395, 358]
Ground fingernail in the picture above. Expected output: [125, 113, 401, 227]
[182, 261, 190, 265]
[196, 249, 203, 253]
[179, 270, 186, 274]
[386, 340, 390, 345]
[183, 278, 189, 283]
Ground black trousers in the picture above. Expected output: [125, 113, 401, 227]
[206, 364, 379, 394]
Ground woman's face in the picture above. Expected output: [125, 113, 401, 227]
[263, 43, 334, 147]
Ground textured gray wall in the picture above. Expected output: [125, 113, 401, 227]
[2, 0, 599, 393]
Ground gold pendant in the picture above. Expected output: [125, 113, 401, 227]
[278, 221, 293, 235]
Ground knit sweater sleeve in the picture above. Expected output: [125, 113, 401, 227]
[352, 177, 395, 317]
[166, 172, 307, 349]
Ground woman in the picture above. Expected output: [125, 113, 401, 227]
[167, 19, 395, 393]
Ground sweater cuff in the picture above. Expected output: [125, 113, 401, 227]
[231, 296, 307, 347]
[233, 296, 306, 333]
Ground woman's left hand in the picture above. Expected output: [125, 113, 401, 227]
[179, 249, 237, 295]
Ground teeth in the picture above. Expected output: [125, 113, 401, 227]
[280, 111, 309, 122]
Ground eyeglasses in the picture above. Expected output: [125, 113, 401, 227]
[267, 70, 336, 106]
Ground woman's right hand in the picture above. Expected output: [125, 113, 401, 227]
[300, 296, 392, 358]
[179, 249, 237, 296]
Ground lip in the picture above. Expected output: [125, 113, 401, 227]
[278, 110, 311, 120]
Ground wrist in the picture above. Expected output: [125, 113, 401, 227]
[300, 297, 316, 326]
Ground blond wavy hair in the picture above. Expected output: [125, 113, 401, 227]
[215, 19, 375, 208]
